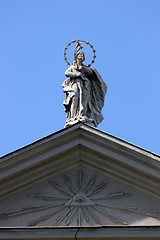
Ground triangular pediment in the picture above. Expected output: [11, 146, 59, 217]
[0, 122, 160, 227]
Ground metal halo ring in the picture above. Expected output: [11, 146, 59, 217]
[63, 40, 96, 67]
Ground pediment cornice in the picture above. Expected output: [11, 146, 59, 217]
[0, 227, 160, 239]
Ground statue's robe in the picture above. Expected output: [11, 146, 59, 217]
[62, 64, 107, 127]
[89, 68, 107, 125]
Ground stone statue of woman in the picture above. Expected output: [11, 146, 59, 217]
[62, 41, 107, 128]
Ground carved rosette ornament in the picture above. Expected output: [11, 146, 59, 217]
[62, 40, 107, 128]
[0, 169, 160, 226]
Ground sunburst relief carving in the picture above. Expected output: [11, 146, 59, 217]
[0, 169, 160, 226]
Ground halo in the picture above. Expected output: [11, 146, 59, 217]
[63, 40, 96, 67]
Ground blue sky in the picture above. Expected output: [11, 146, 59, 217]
[0, 0, 160, 156]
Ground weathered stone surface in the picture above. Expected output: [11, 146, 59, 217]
[62, 52, 107, 128]
[0, 123, 160, 229]
[0, 167, 160, 227]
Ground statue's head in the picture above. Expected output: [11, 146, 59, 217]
[74, 51, 85, 62]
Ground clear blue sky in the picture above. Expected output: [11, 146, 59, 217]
[0, 0, 160, 156]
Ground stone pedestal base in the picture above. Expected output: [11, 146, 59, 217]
[64, 116, 96, 128]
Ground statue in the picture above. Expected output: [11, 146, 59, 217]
[62, 40, 107, 128]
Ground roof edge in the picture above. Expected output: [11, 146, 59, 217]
[1, 122, 160, 161]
